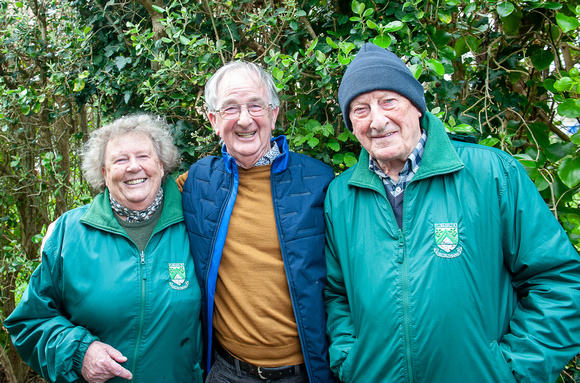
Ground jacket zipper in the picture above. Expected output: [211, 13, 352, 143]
[131, 251, 147, 379]
[400, 232, 414, 382]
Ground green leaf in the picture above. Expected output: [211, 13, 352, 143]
[558, 99, 580, 118]
[372, 35, 392, 49]
[384, 21, 404, 32]
[73, 78, 85, 92]
[20, 104, 31, 115]
[15, 1, 23, 7]
[571, 132, 580, 145]
[115, 56, 132, 71]
[151, 4, 165, 13]
[531, 49, 554, 71]
[327, 139, 341, 152]
[326, 37, 338, 49]
[367, 20, 378, 29]
[426, 59, 445, 76]
[438, 10, 452, 24]
[558, 157, 580, 188]
[464, 3, 476, 14]
[556, 13, 580, 33]
[179, 35, 190, 45]
[479, 137, 500, 147]
[408, 64, 422, 79]
[307, 137, 320, 148]
[497, 2, 515, 17]
[513, 153, 536, 168]
[315, 50, 326, 63]
[344, 152, 358, 167]
[554, 77, 574, 91]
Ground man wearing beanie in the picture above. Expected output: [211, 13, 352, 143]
[324, 42, 580, 382]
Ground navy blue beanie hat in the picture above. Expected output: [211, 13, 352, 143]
[338, 43, 427, 132]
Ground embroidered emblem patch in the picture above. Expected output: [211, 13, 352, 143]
[169, 263, 189, 290]
[434, 223, 463, 259]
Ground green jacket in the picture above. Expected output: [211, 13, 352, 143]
[324, 112, 580, 383]
[5, 179, 203, 383]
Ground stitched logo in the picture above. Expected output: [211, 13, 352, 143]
[434, 223, 462, 259]
[169, 263, 189, 290]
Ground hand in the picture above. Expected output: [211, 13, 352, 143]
[81, 341, 133, 383]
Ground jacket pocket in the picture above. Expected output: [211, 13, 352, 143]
[489, 341, 518, 383]
[340, 338, 359, 382]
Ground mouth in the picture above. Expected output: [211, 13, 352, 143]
[126, 178, 146, 185]
[374, 132, 396, 139]
[237, 132, 256, 139]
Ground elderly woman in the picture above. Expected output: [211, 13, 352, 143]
[5, 114, 203, 382]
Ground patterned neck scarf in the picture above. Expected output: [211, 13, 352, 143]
[252, 142, 281, 167]
[109, 187, 164, 222]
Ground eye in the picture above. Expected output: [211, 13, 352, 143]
[248, 103, 264, 112]
[379, 98, 396, 109]
[222, 105, 240, 115]
[351, 105, 370, 118]
[114, 157, 128, 164]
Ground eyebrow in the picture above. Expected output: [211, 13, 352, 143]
[219, 96, 265, 107]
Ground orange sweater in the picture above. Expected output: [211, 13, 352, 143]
[213, 165, 303, 367]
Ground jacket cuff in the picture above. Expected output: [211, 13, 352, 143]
[72, 331, 100, 376]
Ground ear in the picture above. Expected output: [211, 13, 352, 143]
[208, 112, 220, 136]
[101, 167, 108, 187]
[270, 106, 280, 131]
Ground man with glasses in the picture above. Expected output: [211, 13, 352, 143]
[178, 61, 337, 383]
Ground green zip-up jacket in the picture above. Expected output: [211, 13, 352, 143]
[324, 112, 580, 383]
[5, 179, 203, 383]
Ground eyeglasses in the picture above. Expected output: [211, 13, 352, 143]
[216, 102, 273, 120]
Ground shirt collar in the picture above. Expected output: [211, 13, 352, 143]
[369, 129, 427, 196]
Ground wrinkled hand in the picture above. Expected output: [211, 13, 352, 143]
[81, 341, 133, 383]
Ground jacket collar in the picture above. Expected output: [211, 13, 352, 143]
[80, 178, 184, 233]
[221, 135, 290, 174]
[348, 112, 464, 191]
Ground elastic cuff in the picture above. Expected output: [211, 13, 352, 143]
[72, 332, 100, 375]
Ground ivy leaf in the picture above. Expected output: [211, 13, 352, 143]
[556, 13, 580, 33]
[497, 2, 515, 17]
[558, 157, 580, 188]
[531, 49, 554, 71]
[115, 56, 132, 71]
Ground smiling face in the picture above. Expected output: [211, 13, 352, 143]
[350, 90, 423, 178]
[208, 70, 279, 169]
[102, 132, 164, 212]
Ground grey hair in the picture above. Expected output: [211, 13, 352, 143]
[81, 114, 180, 191]
[204, 61, 280, 112]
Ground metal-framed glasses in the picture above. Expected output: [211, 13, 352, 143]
[216, 102, 273, 120]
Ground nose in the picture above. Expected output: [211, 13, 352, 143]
[369, 105, 389, 131]
[126, 157, 142, 172]
[236, 106, 253, 126]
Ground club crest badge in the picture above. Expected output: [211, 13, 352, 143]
[169, 263, 189, 290]
[434, 223, 463, 258]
